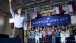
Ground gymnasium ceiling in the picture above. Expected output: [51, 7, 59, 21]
[0, 0, 75, 16]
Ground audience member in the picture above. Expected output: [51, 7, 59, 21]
[47, 28, 52, 43]
[26, 23, 76, 43]
[39, 31, 42, 43]
[42, 29, 47, 43]
[60, 30, 66, 43]
[35, 29, 39, 43]
[56, 29, 60, 43]
[52, 29, 56, 43]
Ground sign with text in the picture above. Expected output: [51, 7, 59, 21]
[31, 14, 70, 27]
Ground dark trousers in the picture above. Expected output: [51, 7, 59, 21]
[70, 35, 75, 43]
[56, 37, 60, 43]
[32, 38, 35, 43]
[47, 35, 52, 43]
[40, 38, 43, 43]
[14, 27, 24, 43]
[28, 38, 32, 43]
[66, 37, 70, 43]
[43, 37, 46, 43]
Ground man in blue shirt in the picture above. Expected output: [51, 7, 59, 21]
[39, 31, 42, 43]
[31, 31, 35, 43]
[9, 0, 27, 43]
[47, 28, 52, 43]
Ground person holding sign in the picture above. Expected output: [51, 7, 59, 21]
[9, 0, 27, 43]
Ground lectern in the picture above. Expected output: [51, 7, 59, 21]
[0, 34, 9, 38]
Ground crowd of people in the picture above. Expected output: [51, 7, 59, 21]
[27, 23, 76, 43]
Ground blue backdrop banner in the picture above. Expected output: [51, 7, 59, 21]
[31, 14, 70, 27]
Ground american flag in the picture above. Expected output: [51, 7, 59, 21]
[32, 8, 37, 19]
[55, 3, 63, 14]
[68, 1, 76, 12]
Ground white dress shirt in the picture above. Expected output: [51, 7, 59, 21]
[65, 30, 70, 37]
[10, 9, 27, 30]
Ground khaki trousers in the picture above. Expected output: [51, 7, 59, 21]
[13, 27, 24, 43]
